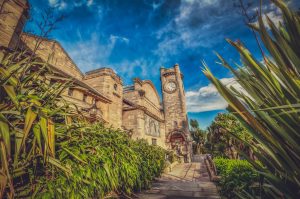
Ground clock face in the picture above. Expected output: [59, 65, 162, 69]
[165, 81, 177, 93]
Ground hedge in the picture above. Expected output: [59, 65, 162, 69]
[214, 157, 258, 198]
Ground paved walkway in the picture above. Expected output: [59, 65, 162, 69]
[135, 156, 220, 199]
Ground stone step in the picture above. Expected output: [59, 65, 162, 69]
[136, 159, 221, 199]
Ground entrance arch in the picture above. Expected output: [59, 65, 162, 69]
[167, 131, 188, 156]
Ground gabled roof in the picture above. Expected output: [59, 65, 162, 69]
[50, 67, 112, 103]
[21, 33, 84, 77]
[20, 33, 111, 103]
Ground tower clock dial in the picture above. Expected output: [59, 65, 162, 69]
[164, 81, 177, 93]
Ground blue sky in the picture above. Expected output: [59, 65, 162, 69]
[26, 0, 299, 129]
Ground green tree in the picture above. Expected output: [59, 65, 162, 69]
[206, 113, 252, 159]
[189, 119, 205, 154]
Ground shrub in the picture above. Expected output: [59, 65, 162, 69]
[214, 158, 257, 198]
[35, 124, 166, 198]
[213, 157, 229, 176]
[132, 139, 165, 191]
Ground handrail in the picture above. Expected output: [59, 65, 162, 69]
[204, 154, 221, 182]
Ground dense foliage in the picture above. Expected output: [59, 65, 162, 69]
[36, 124, 165, 198]
[0, 51, 165, 198]
[205, 113, 252, 158]
[0, 51, 73, 198]
[189, 119, 205, 154]
[214, 158, 257, 199]
[203, 0, 300, 198]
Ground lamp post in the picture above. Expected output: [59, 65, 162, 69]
[89, 103, 98, 116]
[82, 102, 102, 122]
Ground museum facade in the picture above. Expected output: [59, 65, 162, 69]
[0, 0, 192, 160]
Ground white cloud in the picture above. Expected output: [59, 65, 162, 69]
[153, 0, 235, 64]
[186, 77, 242, 112]
[58, 1, 67, 10]
[48, 0, 67, 10]
[64, 32, 116, 72]
[143, 0, 165, 11]
[262, 10, 282, 28]
[183, 0, 218, 6]
[48, 0, 58, 6]
[63, 31, 148, 82]
[68, 33, 160, 82]
[251, 3, 283, 29]
[87, 0, 93, 7]
[117, 58, 155, 80]
[110, 35, 130, 44]
[48, 0, 96, 10]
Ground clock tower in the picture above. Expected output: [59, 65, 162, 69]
[160, 64, 191, 162]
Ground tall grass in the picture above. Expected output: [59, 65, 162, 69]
[203, 0, 300, 198]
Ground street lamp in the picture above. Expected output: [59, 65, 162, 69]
[82, 102, 102, 118]
[89, 103, 98, 116]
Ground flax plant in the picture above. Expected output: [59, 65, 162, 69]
[203, 0, 300, 198]
[0, 50, 73, 198]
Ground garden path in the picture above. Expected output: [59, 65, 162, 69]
[135, 155, 220, 199]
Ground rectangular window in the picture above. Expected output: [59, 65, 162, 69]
[83, 94, 87, 102]
[68, 88, 73, 96]
[152, 138, 157, 146]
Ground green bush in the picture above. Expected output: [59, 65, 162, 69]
[214, 158, 257, 198]
[213, 157, 229, 176]
[132, 139, 165, 191]
[36, 124, 166, 198]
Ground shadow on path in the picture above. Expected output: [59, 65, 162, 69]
[135, 155, 220, 199]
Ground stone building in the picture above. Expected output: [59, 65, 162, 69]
[0, 0, 192, 160]
[123, 78, 166, 147]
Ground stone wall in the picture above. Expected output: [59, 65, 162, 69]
[161, 66, 187, 133]
[0, 0, 28, 49]
[21, 34, 84, 79]
[122, 78, 166, 148]
[161, 64, 190, 154]
[48, 76, 110, 123]
[84, 68, 123, 129]
[123, 108, 166, 148]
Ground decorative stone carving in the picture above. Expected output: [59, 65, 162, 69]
[144, 115, 160, 137]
